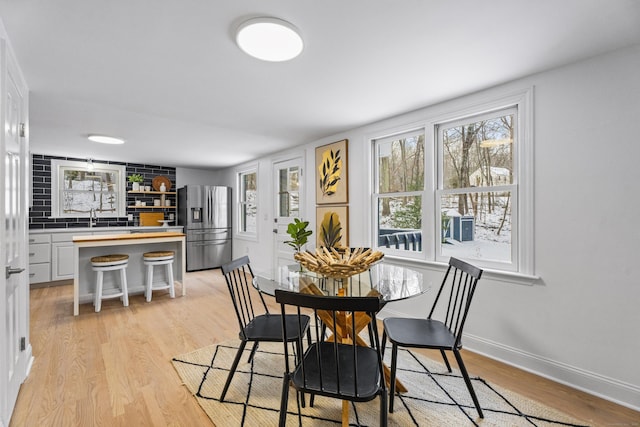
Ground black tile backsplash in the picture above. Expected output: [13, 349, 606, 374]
[29, 154, 177, 230]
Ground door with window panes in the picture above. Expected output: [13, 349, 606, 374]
[273, 158, 303, 271]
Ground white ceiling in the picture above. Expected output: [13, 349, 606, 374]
[1, 1, 639, 169]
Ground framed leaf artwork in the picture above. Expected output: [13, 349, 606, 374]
[315, 139, 348, 204]
[316, 205, 349, 248]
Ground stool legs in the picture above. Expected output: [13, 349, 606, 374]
[145, 263, 154, 302]
[95, 270, 104, 312]
[167, 262, 175, 298]
[120, 267, 129, 307]
[144, 258, 175, 302]
[93, 262, 128, 313]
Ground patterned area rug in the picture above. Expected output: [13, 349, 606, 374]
[172, 340, 588, 426]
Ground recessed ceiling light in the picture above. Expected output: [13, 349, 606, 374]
[88, 134, 125, 144]
[236, 17, 303, 62]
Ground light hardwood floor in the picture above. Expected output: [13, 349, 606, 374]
[10, 269, 639, 426]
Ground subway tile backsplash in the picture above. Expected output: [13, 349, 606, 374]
[29, 154, 176, 230]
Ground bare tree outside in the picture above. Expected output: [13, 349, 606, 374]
[441, 111, 514, 262]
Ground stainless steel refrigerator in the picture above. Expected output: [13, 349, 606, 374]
[178, 185, 232, 271]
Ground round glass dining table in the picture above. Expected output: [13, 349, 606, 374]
[252, 261, 428, 305]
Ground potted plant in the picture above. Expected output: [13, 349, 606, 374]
[128, 174, 144, 191]
[284, 218, 312, 253]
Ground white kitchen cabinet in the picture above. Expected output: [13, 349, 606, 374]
[51, 233, 84, 281]
[30, 228, 171, 284]
[28, 234, 51, 284]
[51, 242, 75, 280]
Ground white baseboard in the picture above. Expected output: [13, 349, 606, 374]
[463, 334, 640, 412]
[24, 344, 34, 378]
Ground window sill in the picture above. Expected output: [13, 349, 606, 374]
[383, 255, 540, 286]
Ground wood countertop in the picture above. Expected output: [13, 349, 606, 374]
[73, 231, 185, 243]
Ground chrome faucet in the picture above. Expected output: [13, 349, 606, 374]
[89, 208, 97, 228]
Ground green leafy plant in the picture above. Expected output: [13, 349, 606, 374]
[284, 218, 312, 252]
[128, 173, 144, 183]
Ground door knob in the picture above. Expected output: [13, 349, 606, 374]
[5, 266, 25, 279]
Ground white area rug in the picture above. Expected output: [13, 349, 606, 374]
[172, 340, 588, 426]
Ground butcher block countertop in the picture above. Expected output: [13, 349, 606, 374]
[73, 231, 185, 243]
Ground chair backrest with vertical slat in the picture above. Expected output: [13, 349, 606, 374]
[221, 256, 269, 339]
[275, 289, 385, 401]
[427, 257, 483, 346]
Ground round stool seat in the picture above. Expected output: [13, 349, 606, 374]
[91, 254, 129, 266]
[143, 251, 175, 261]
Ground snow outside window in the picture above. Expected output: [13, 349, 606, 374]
[50, 160, 126, 218]
[372, 87, 533, 275]
[373, 130, 426, 260]
[437, 108, 517, 270]
[238, 169, 258, 235]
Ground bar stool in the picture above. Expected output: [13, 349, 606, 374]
[91, 254, 129, 312]
[143, 250, 175, 302]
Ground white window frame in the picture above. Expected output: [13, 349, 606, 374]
[435, 106, 519, 271]
[50, 159, 126, 218]
[372, 128, 427, 261]
[237, 166, 258, 239]
[371, 86, 534, 278]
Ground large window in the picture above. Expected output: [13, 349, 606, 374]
[373, 88, 533, 274]
[437, 108, 515, 267]
[374, 130, 425, 255]
[238, 169, 258, 235]
[51, 159, 126, 218]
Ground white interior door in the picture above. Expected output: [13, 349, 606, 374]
[1, 48, 30, 426]
[272, 158, 304, 272]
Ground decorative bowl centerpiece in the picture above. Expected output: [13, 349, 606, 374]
[294, 247, 384, 279]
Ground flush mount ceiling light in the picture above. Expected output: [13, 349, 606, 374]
[88, 134, 125, 145]
[236, 17, 303, 62]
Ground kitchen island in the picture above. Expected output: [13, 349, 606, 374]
[73, 231, 186, 316]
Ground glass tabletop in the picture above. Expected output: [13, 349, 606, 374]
[253, 262, 428, 303]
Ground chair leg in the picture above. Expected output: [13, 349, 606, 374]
[294, 340, 306, 409]
[389, 343, 398, 413]
[220, 340, 248, 402]
[381, 330, 387, 359]
[440, 349, 452, 372]
[279, 373, 290, 427]
[453, 349, 483, 418]
[380, 390, 388, 427]
[247, 341, 259, 363]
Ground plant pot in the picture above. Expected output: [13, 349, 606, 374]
[132, 182, 140, 191]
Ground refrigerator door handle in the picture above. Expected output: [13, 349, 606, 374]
[191, 241, 229, 247]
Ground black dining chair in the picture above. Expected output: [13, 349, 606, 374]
[275, 289, 387, 427]
[382, 257, 484, 418]
[219, 256, 311, 402]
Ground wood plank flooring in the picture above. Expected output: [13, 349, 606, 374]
[10, 269, 639, 426]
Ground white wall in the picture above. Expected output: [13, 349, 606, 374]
[176, 167, 222, 189]
[220, 44, 640, 410]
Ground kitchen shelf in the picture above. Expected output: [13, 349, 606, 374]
[127, 191, 176, 195]
[127, 205, 176, 209]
